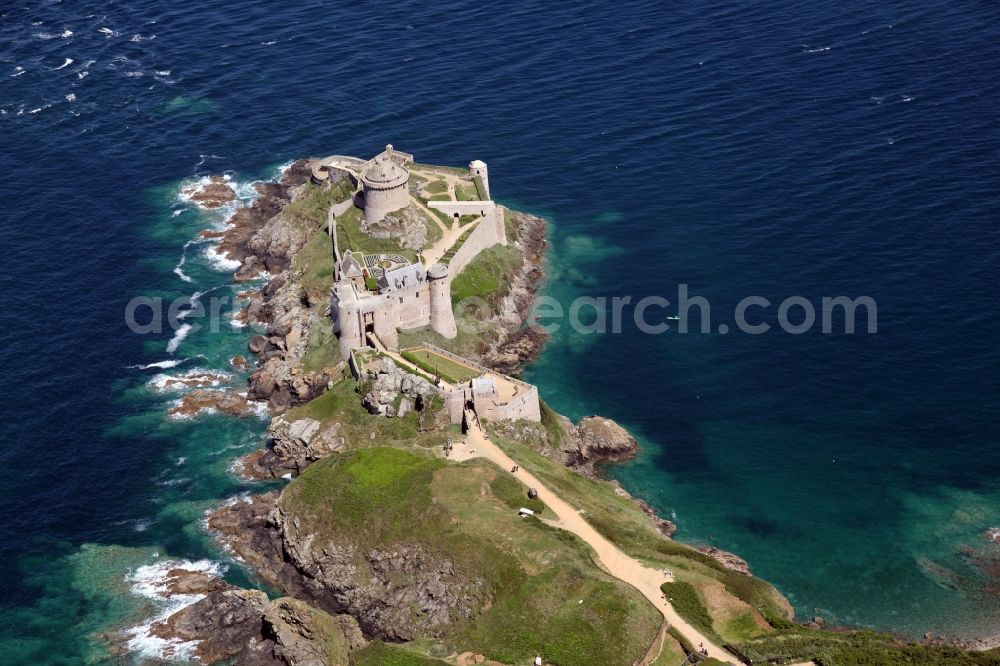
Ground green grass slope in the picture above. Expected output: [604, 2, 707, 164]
[279, 446, 661, 666]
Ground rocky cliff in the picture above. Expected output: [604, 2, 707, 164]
[207, 492, 485, 642]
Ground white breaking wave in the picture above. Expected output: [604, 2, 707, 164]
[803, 45, 831, 53]
[165, 323, 193, 353]
[173, 239, 201, 283]
[98, 27, 118, 37]
[130, 33, 156, 42]
[250, 399, 270, 420]
[203, 245, 241, 272]
[147, 368, 232, 393]
[156, 69, 171, 76]
[53, 58, 73, 70]
[124, 559, 226, 661]
[35, 29, 73, 40]
[65, 93, 76, 102]
[130, 358, 188, 370]
[11, 66, 25, 77]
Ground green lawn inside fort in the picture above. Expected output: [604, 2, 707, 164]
[400, 348, 481, 384]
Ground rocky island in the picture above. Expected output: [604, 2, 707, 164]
[143, 147, 1000, 666]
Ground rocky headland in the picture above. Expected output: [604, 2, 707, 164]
[142, 159, 1000, 666]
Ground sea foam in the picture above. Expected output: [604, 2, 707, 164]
[123, 558, 226, 661]
[203, 245, 240, 272]
[165, 323, 192, 353]
[130, 358, 188, 370]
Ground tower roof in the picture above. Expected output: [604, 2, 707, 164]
[363, 155, 406, 184]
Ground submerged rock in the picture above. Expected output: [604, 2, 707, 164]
[169, 389, 258, 419]
[184, 175, 237, 209]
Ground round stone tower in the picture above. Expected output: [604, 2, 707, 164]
[469, 159, 489, 199]
[361, 144, 409, 224]
[332, 291, 363, 358]
[427, 263, 457, 339]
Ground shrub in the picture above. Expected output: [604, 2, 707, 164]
[661, 581, 719, 644]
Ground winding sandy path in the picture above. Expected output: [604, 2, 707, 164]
[452, 411, 735, 664]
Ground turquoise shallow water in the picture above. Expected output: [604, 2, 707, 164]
[2, 0, 999, 661]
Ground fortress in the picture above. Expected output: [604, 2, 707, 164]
[314, 145, 539, 423]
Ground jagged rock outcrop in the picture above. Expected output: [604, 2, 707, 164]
[150, 587, 362, 666]
[369, 204, 430, 250]
[202, 160, 312, 281]
[697, 546, 752, 575]
[207, 494, 486, 642]
[243, 272, 341, 412]
[241, 415, 346, 479]
[482, 326, 549, 376]
[565, 415, 639, 475]
[361, 358, 435, 418]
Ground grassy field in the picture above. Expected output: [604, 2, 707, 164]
[292, 227, 335, 303]
[450, 244, 523, 306]
[280, 447, 662, 666]
[397, 324, 493, 361]
[455, 182, 479, 201]
[411, 162, 469, 176]
[424, 180, 448, 195]
[401, 348, 482, 383]
[299, 318, 339, 374]
[284, 179, 353, 228]
[353, 641, 451, 665]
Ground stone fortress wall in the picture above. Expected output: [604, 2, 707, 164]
[436, 204, 507, 276]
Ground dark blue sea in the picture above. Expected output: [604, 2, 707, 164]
[2, 0, 999, 661]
